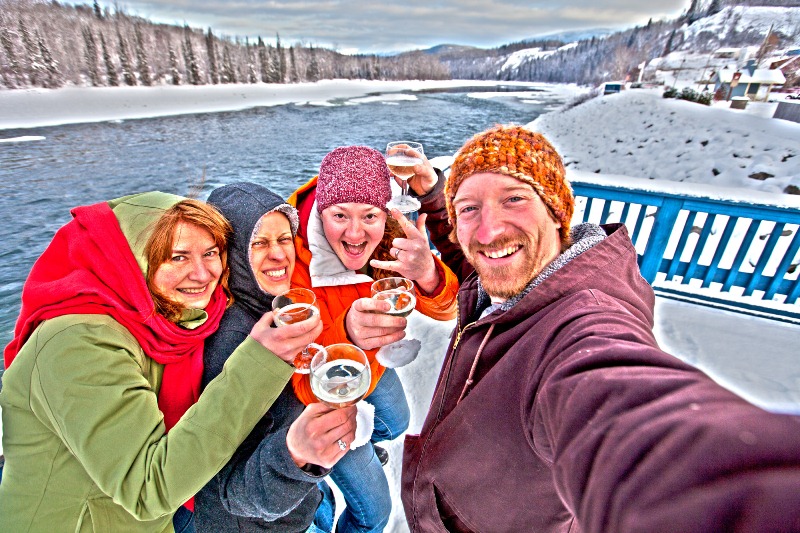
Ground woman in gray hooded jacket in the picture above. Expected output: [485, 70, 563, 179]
[196, 182, 355, 533]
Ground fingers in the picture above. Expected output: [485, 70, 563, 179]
[389, 208, 422, 239]
[287, 404, 358, 469]
[346, 298, 407, 350]
[250, 310, 322, 363]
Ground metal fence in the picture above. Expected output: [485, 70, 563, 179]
[572, 174, 800, 324]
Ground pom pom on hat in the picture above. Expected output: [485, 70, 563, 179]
[445, 125, 574, 246]
[316, 146, 392, 213]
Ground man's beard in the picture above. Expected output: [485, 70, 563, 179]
[463, 233, 550, 300]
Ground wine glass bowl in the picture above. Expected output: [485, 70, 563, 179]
[371, 277, 416, 318]
[272, 287, 319, 373]
[310, 344, 371, 409]
[385, 141, 424, 213]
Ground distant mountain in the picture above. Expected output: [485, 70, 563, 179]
[423, 44, 482, 55]
[523, 28, 616, 43]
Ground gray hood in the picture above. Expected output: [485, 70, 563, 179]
[207, 182, 298, 318]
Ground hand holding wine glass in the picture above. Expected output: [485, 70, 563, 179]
[385, 141, 424, 213]
[248, 306, 322, 366]
[272, 287, 321, 373]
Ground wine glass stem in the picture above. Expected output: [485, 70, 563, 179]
[401, 179, 409, 197]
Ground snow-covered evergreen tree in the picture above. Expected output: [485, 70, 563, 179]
[0, 28, 22, 88]
[289, 46, 299, 83]
[168, 44, 181, 85]
[276, 33, 286, 83]
[267, 43, 280, 83]
[82, 27, 100, 87]
[206, 28, 219, 84]
[306, 45, 320, 82]
[18, 19, 42, 86]
[36, 31, 61, 88]
[100, 33, 118, 86]
[257, 37, 269, 82]
[117, 30, 137, 86]
[134, 24, 152, 86]
[221, 45, 236, 83]
[182, 26, 202, 85]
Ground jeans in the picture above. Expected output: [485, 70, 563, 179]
[172, 505, 195, 533]
[308, 481, 336, 533]
[329, 369, 409, 533]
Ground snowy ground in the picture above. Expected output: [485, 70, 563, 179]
[1, 80, 799, 532]
[532, 88, 800, 195]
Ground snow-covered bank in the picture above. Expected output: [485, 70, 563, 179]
[0, 80, 582, 131]
[532, 89, 800, 195]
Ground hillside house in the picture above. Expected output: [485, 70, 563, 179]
[712, 62, 786, 101]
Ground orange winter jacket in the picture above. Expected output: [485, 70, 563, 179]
[287, 176, 459, 405]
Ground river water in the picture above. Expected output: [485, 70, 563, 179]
[0, 84, 571, 350]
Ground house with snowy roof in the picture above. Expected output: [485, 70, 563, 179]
[712, 60, 786, 101]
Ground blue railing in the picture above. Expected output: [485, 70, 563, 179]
[570, 172, 800, 324]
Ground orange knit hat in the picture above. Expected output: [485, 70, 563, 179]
[445, 125, 574, 246]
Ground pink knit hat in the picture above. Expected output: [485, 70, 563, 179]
[316, 146, 392, 213]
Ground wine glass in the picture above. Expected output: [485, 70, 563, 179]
[309, 343, 371, 409]
[272, 287, 320, 373]
[384, 141, 424, 213]
[370, 277, 416, 318]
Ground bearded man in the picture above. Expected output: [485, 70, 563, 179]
[398, 125, 800, 532]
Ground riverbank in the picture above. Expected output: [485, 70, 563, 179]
[0, 79, 584, 131]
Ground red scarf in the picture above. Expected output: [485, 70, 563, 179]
[4, 201, 225, 511]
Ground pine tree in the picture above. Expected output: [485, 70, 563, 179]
[0, 29, 22, 88]
[117, 29, 137, 85]
[182, 26, 202, 85]
[93, 0, 103, 20]
[168, 44, 181, 85]
[276, 33, 286, 82]
[134, 24, 152, 86]
[100, 33, 118, 86]
[257, 37, 269, 82]
[221, 44, 236, 83]
[206, 28, 219, 84]
[306, 45, 320, 82]
[82, 27, 100, 86]
[18, 19, 42, 86]
[267, 44, 280, 83]
[36, 31, 61, 88]
[288, 46, 299, 83]
[245, 39, 257, 83]
[663, 29, 677, 56]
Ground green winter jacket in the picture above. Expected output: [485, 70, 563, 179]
[0, 193, 294, 532]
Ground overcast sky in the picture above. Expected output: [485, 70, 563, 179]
[81, 0, 690, 54]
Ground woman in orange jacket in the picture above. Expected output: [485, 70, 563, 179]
[287, 145, 458, 533]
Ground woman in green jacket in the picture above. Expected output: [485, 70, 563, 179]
[0, 192, 351, 532]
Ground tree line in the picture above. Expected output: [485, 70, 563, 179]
[0, 0, 449, 90]
[0, 0, 794, 91]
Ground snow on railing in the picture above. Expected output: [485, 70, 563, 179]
[570, 171, 800, 324]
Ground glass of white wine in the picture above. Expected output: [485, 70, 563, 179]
[370, 277, 416, 318]
[272, 287, 320, 374]
[384, 141, 424, 213]
[309, 344, 371, 409]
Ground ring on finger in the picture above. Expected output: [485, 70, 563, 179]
[337, 439, 348, 451]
